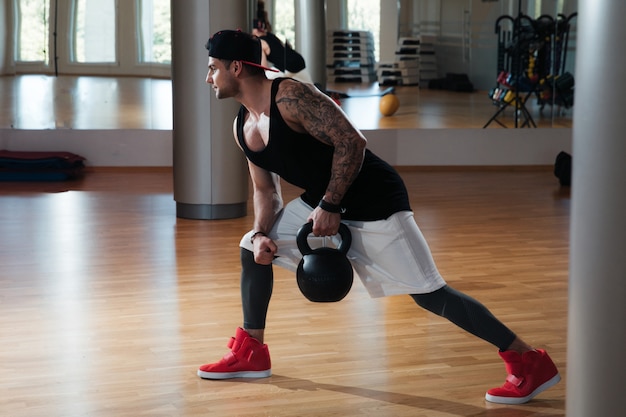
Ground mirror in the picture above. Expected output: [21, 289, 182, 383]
[396, 0, 577, 128]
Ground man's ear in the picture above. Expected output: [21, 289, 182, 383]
[231, 60, 243, 75]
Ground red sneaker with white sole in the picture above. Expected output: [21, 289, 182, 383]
[485, 349, 560, 404]
[197, 327, 271, 379]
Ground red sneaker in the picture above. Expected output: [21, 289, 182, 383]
[197, 327, 272, 379]
[485, 349, 560, 404]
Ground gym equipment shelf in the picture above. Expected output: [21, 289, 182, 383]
[484, 5, 577, 128]
[326, 30, 377, 84]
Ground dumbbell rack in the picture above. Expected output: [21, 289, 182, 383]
[484, 63, 538, 128]
[535, 13, 577, 113]
[484, 2, 576, 128]
[484, 11, 540, 128]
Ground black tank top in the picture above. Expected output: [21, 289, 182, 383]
[236, 78, 411, 221]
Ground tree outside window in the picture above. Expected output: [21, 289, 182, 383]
[138, 0, 171, 64]
[16, 0, 50, 62]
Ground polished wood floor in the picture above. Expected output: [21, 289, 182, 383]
[0, 75, 573, 130]
[0, 168, 570, 416]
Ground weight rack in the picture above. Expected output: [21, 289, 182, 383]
[484, 5, 577, 128]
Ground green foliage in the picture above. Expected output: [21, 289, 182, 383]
[150, 0, 171, 64]
[17, 0, 50, 62]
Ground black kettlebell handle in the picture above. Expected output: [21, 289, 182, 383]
[296, 222, 352, 256]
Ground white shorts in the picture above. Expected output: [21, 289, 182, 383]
[240, 198, 447, 298]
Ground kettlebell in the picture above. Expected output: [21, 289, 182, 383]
[296, 222, 353, 302]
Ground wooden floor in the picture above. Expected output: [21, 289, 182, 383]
[0, 168, 570, 416]
[0, 75, 573, 130]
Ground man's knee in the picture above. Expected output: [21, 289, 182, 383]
[411, 285, 448, 315]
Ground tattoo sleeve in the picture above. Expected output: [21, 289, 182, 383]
[277, 82, 366, 204]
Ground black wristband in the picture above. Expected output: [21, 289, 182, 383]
[250, 231, 267, 244]
[318, 199, 342, 213]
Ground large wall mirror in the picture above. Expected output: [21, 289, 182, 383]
[1, 0, 577, 131]
[396, 0, 577, 128]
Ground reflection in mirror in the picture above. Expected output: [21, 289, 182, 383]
[396, 0, 577, 128]
[1, 0, 172, 130]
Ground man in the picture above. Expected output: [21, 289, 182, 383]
[198, 29, 560, 405]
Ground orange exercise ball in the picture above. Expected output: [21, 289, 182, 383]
[379, 93, 400, 117]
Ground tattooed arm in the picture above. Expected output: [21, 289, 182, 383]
[275, 80, 367, 236]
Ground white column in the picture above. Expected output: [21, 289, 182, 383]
[294, 0, 327, 86]
[326, 0, 346, 31]
[172, 0, 250, 219]
[379, 0, 399, 63]
[567, 1, 626, 416]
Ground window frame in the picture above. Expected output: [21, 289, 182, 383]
[12, 0, 171, 77]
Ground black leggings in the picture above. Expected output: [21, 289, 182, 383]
[241, 248, 516, 350]
[411, 285, 516, 351]
[241, 248, 273, 329]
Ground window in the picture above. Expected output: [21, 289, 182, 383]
[347, 0, 380, 61]
[73, 0, 116, 63]
[138, 0, 171, 64]
[12, 0, 171, 76]
[273, 0, 295, 46]
[15, 0, 50, 63]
